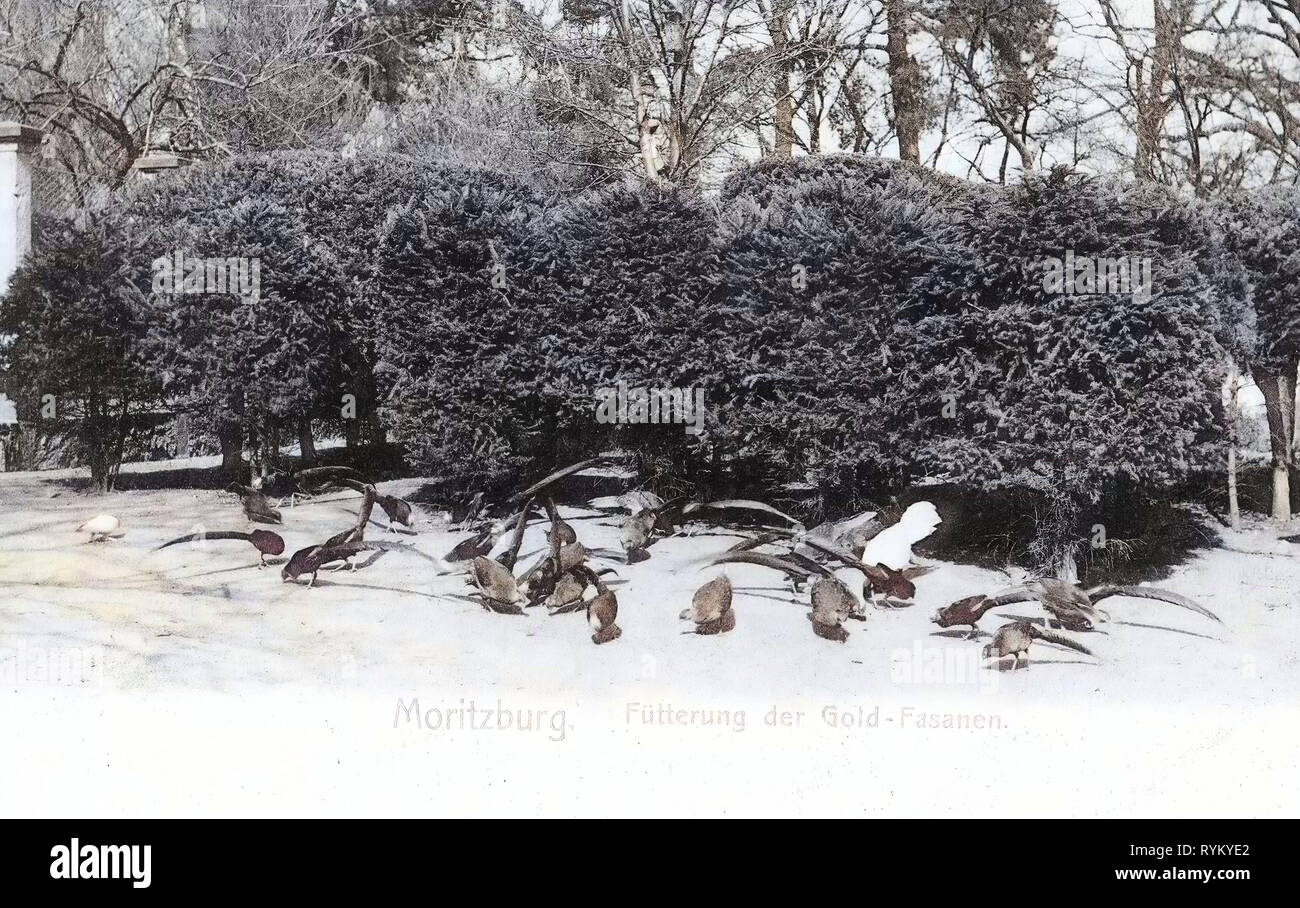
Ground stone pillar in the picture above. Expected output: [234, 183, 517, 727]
[0, 121, 42, 296]
[0, 123, 41, 448]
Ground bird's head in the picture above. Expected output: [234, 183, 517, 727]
[280, 566, 294, 582]
[898, 501, 941, 534]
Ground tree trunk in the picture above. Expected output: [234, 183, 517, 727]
[174, 414, 190, 459]
[1227, 445, 1241, 529]
[1133, 1, 1176, 181]
[616, 3, 670, 180]
[218, 420, 243, 480]
[804, 70, 823, 153]
[248, 418, 262, 479]
[365, 410, 385, 449]
[1222, 365, 1241, 530]
[1282, 364, 1297, 458]
[345, 409, 360, 449]
[108, 394, 130, 493]
[260, 418, 279, 478]
[298, 418, 317, 464]
[769, 1, 796, 158]
[358, 343, 384, 447]
[88, 425, 109, 492]
[84, 397, 110, 493]
[886, 0, 923, 165]
[1253, 365, 1296, 522]
[1294, 360, 1300, 464]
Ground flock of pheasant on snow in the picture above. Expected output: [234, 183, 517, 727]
[74, 456, 1223, 670]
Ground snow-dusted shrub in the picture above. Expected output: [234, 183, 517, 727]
[715, 155, 976, 508]
[376, 177, 725, 494]
[917, 170, 1228, 576]
[718, 153, 972, 210]
[122, 152, 362, 476]
[0, 216, 164, 490]
[523, 181, 724, 491]
[372, 166, 547, 493]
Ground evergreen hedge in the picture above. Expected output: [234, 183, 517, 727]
[1, 152, 1244, 570]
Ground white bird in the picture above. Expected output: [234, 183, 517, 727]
[77, 514, 121, 543]
[861, 502, 940, 570]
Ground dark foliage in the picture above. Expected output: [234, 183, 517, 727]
[1, 153, 1241, 578]
[0, 216, 164, 490]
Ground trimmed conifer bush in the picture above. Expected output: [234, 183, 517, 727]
[914, 170, 1228, 577]
[371, 166, 545, 493]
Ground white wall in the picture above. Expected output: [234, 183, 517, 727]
[0, 130, 35, 296]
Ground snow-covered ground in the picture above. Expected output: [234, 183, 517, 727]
[1, 459, 1297, 817]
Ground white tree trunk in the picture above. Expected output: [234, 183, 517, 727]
[1222, 365, 1241, 530]
[1254, 366, 1295, 523]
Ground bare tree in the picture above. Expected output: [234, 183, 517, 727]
[0, 0, 439, 203]
[516, 0, 796, 184]
[1191, 0, 1300, 183]
[1075, 1, 1247, 192]
[926, 0, 1063, 178]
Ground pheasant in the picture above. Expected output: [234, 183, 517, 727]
[468, 556, 527, 614]
[581, 567, 621, 644]
[156, 529, 285, 568]
[681, 575, 736, 635]
[931, 594, 1002, 639]
[808, 576, 856, 643]
[982, 620, 1096, 669]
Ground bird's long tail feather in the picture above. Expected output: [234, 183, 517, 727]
[1031, 627, 1097, 658]
[683, 499, 804, 529]
[362, 540, 451, 571]
[1086, 585, 1222, 624]
[708, 551, 821, 580]
[155, 531, 252, 550]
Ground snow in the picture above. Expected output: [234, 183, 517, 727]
[0, 463, 1297, 816]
